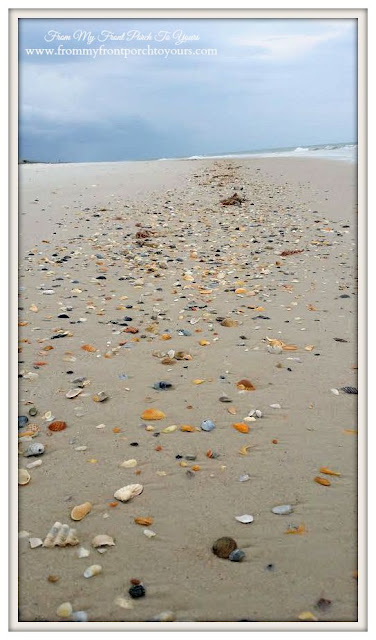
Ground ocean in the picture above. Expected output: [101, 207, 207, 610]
[182, 142, 357, 163]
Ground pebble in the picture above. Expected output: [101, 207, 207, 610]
[56, 602, 73, 618]
[212, 537, 237, 559]
[272, 504, 293, 515]
[129, 584, 146, 599]
[200, 419, 216, 432]
[72, 611, 89, 622]
[229, 549, 246, 562]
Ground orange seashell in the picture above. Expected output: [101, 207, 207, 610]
[236, 379, 255, 391]
[33, 361, 47, 366]
[272, 439, 278, 444]
[155, 445, 162, 451]
[285, 523, 306, 535]
[134, 517, 153, 526]
[191, 465, 200, 471]
[180, 425, 196, 432]
[160, 334, 172, 340]
[18, 321, 28, 326]
[124, 327, 139, 334]
[314, 476, 331, 486]
[235, 288, 247, 294]
[81, 344, 97, 352]
[71, 501, 92, 521]
[233, 422, 250, 434]
[141, 409, 166, 421]
[319, 467, 341, 476]
[48, 421, 67, 432]
[206, 449, 214, 458]
[109, 502, 118, 508]
[161, 357, 175, 365]
[199, 339, 210, 346]
[282, 344, 298, 351]
[112, 427, 121, 434]
[42, 346, 54, 351]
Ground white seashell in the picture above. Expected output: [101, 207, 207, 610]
[143, 529, 156, 538]
[23, 443, 45, 457]
[29, 537, 43, 548]
[167, 349, 175, 358]
[43, 522, 79, 547]
[114, 596, 134, 610]
[255, 410, 263, 418]
[43, 290, 55, 295]
[72, 611, 88, 622]
[239, 474, 251, 482]
[95, 423, 106, 429]
[272, 504, 293, 515]
[331, 388, 340, 395]
[75, 446, 87, 451]
[19, 530, 31, 538]
[57, 602, 72, 618]
[152, 611, 176, 622]
[270, 403, 281, 409]
[235, 514, 254, 524]
[77, 546, 90, 558]
[23, 372, 39, 380]
[120, 459, 137, 468]
[83, 564, 102, 578]
[18, 469, 31, 485]
[26, 459, 42, 469]
[114, 484, 143, 503]
[66, 388, 83, 399]
[267, 345, 282, 354]
[92, 535, 115, 548]
[243, 416, 256, 423]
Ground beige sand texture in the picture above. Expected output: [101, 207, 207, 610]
[17, 157, 358, 623]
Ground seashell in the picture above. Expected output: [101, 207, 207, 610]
[23, 443, 45, 457]
[239, 445, 252, 455]
[57, 602, 73, 618]
[235, 514, 254, 524]
[48, 421, 67, 432]
[236, 379, 255, 391]
[206, 449, 219, 459]
[114, 483, 143, 503]
[298, 611, 318, 622]
[81, 344, 97, 352]
[92, 391, 109, 402]
[18, 416, 29, 429]
[272, 504, 293, 515]
[229, 549, 246, 562]
[212, 537, 238, 559]
[43, 522, 79, 547]
[77, 546, 90, 558]
[161, 357, 175, 365]
[331, 388, 340, 395]
[66, 388, 82, 399]
[219, 396, 232, 403]
[180, 425, 196, 432]
[175, 351, 192, 360]
[83, 564, 102, 578]
[26, 459, 42, 469]
[75, 446, 87, 451]
[114, 596, 134, 610]
[235, 288, 247, 294]
[267, 345, 283, 354]
[44, 411, 53, 421]
[161, 425, 177, 434]
[28, 407, 38, 417]
[319, 467, 341, 476]
[221, 318, 238, 327]
[152, 611, 176, 622]
[141, 409, 166, 421]
[72, 611, 88, 622]
[18, 469, 31, 485]
[270, 403, 281, 409]
[192, 379, 205, 385]
[29, 537, 43, 548]
[341, 386, 358, 394]
[120, 459, 137, 468]
[92, 535, 115, 548]
[233, 422, 250, 434]
[199, 339, 210, 346]
[239, 474, 251, 482]
[285, 523, 306, 535]
[200, 419, 216, 432]
[143, 529, 156, 539]
[314, 476, 331, 486]
[134, 517, 153, 526]
[71, 502, 92, 521]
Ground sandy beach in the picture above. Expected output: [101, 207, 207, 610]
[17, 156, 358, 624]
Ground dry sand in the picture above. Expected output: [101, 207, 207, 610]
[17, 156, 358, 624]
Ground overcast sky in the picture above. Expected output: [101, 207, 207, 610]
[19, 18, 357, 162]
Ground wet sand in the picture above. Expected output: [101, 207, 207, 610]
[17, 157, 358, 624]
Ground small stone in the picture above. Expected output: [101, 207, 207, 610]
[129, 584, 146, 599]
[272, 504, 293, 515]
[229, 549, 246, 562]
[212, 536, 237, 559]
[219, 396, 232, 403]
[72, 611, 88, 622]
[56, 602, 73, 618]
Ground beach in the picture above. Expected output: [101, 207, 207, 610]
[17, 156, 358, 624]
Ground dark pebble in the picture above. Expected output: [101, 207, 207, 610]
[129, 584, 146, 599]
[130, 442, 139, 447]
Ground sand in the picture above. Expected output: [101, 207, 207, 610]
[17, 156, 358, 624]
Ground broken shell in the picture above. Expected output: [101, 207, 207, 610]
[235, 514, 254, 524]
[180, 425, 196, 432]
[18, 469, 31, 485]
[92, 535, 115, 548]
[239, 474, 251, 482]
[120, 459, 137, 468]
[143, 529, 156, 538]
[71, 502, 92, 521]
[26, 459, 42, 469]
[236, 379, 255, 391]
[83, 564, 102, 578]
[57, 602, 73, 618]
[212, 537, 238, 559]
[66, 388, 82, 399]
[134, 517, 153, 526]
[23, 443, 45, 457]
[229, 549, 246, 562]
[92, 391, 109, 402]
[29, 537, 43, 548]
[319, 467, 341, 476]
[141, 409, 166, 420]
[314, 476, 331, 486]
[152, 611, 176, 622]
[233, 422, 250, 434]
[221, 318, 238, 327]
[272, 505, 293, 515]
[114, 484, 144, 503]
[48, 421, 67, 432]
[77, 546, 90, 558]
[43, 522, 79, 547]
[161, 425, 177, 434]
[81, 344, 97, 352]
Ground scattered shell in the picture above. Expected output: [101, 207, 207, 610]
[219, 396, 232, 403]
[270, 403, 281, 409]
[331, 388, 340, 395]
[71, 502, 92, 521]
[26, 459, 42, 469]
[114, 596, 134, 610]
[235, 514, 254, 524]
[48, 421, 67, 432]
[161, 425, 178, 434]
[134, 517, 153, 526]
[319, 467, 341, 476]
[221, 319, 238, 327]
[285, 523, 306, 535]
[18, 469, 31, 485]
[120, 459, 137, 468]
[143, 529, 156, 538]
[229, 549, 246, 562]
[249, 409, 263, 418]
[152, 611, 176, 622]
[75, 446, 87, 452]
[29, 537, 43, 548]
[206, 449, 219, 459]
[239, 445, 252, 455]
[77, 546, 90, 558]
[267, 345, 283, 354]
[72, 611, 88, 622]
[236, 379, 255, 391]
[141, 409, 166, 421]
[298, 611, 318, 622]
[92, 391, 109, 402]
[341, 386, 358, 394]
[66, 388, 82, 399]
[57, 602, 73, 618]
[81, 344, 97, 352]
[212, 537, 237, 559]
[314, 476, 331, 486]
[114, 483, 144, 502]
[200, 419, 216, 432]
[233, 422, 250, 434]
[43, 522, 79, 547]
[47, 575, 60, 583]
[272, 505, 293, 515]
[83, 564, 102, 578]
[92, 535, 115, 548]
[28, 407, 38, 417]
[23, 443, 45, 457]
[129, 584, 146, 598]
[180, 424, 196, 432]
[239, 474, 251, 482]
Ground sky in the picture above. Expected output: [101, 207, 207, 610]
[18, 18, 358, 162]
